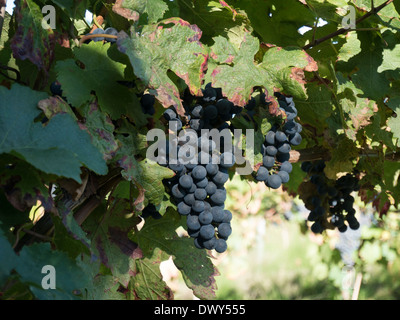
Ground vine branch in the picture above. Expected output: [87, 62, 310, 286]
[289, 147, 400, 163]
[302, 0, 394, 50]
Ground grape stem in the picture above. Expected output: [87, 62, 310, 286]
[302, 0, 394, 50]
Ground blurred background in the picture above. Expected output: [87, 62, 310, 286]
[160, 173, 400, 300]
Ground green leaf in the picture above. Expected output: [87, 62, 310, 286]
[338, 32, 361, 62]
[83, 200, 143, 288]
[117, 18, 208, 116]
[324, 137, 359, 180]
[0, 227, 18, 285]
[233, 0, 315, 47]
[122, 0, 169, 23]
[175, 0, 250, 45]
[79, 101, 120, 162]
[0, 84, 108, 183]
[209, 33, 317, 106]
[55, 42, 137, 119]
[378, 43, 400, 73]
[16, 243, 91, 299]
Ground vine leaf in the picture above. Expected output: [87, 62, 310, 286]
[0, 84, 108, 183]
[15, 242, 92, 299]
[10, 0, 55, 77]
[55, 42, 138, 120]
[115, 132, 174, 206]
[121, 0, 169, 24]
[117, 18, 208, 116]
[83, 199, 143, 288]
[209, 32, 317, 107]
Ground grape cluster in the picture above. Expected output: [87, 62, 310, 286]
[184, 83, 242, 134]
[301, 160, 360, 233]
[85, 27, 118, 43]
[255, 92, 302, 189]
[159, 84, 241, 253]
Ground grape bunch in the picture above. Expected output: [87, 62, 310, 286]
[254, 92, 302, 189]
[158, 84, 240, 253]
[85, 27, 118, 43]
[301, 160, 360, 234]
[184, 83, 242, 135]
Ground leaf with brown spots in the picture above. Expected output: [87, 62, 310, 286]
[10, 0, 55, 80]
[117, 18, 208, 116]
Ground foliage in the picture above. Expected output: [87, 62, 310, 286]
[0, 0, 400, 299]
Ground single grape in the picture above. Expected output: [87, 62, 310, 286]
[210, 189, 226, 205]
[211, 206, 225, 223]
[199, 224, 215, 240]
[263, 155, 275, 169]
[198, 210, 213, 225]
[179, 175, 193, 189]
[217, 223, 232, 239]
[177, 202, 191, 215]
[256, 166, 269, 181]
[266, 174, 282, 189]
[104, 27, 118, 43]
[187, 215, 201, 230]
[277, 170, 289, 183]
[194, 188, 207, 200]
[192, 200, 205, 213]
[206, 163, 219, 176]
[192, 165, 207, 180]
[214, 238, 227, 253]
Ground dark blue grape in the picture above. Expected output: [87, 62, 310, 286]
[104, 27, 118, 43]
[204, 105, 218, 120]
[275, 131, 287, 143]
[179, 175, 193, 189]
[177, 202, 191, 215]
[217, 223, 232, 239]
[256, 166, 269, 181]
[280, 161, 292, 173]
[199, 224, 215, 240]
[206, 163, 219, 176]
[184, 193, 196, 206]
[214, 238, 227, 253]
[194, 188, 207, 200]
[192, 165, 207, 180]
[220, 152, 235, 168]
[192, 200, 205, 213]
[199, 210, 213, 225]
[266, 174, 282, 189]
[210, 189, 226, 205]
[277, 170, 289, 183]
[187, 215, 201, 230]
[266, 145, 278, 156]
[263, 156, 275, 169]
[265, 131, 275, 145]
[90, 28, 105, 41]
[164, 108, 177, 120]
[211, 206, 224, 223]
[205, 181, 217, 195]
